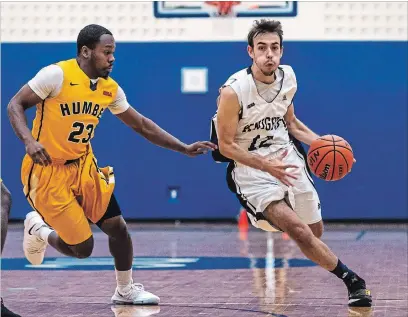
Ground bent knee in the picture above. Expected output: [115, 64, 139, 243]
[101, 216, 129, 239]
[287, 224, 314, 245]
[313, 228, 324, 239]
[309, 221, 324, 238]
[70, 236, 94, 258]
[110, 223, 130, 240]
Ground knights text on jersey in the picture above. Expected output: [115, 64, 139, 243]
[211, 65, 297, 162]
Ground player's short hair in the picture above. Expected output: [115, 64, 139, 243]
[77, 24, 113, 55]
[247, 19, 283, 48]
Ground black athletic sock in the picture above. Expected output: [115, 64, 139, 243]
[330, 259, 354, 279]
[330, 259, 365, 292]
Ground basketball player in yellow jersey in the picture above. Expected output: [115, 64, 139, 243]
[7, 24, 217, 305]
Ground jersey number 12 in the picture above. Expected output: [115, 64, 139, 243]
[248, 135, 274, 151]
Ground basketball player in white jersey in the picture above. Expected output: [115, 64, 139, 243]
[212, 19, 372, 307]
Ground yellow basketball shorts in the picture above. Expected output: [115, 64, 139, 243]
[21, 151, 115, 245]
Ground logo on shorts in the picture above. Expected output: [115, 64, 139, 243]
[247, 102, 255, 109]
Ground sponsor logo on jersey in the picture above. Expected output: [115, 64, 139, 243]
[247, 102, 255, 109]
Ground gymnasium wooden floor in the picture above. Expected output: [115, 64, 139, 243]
[1, 222, 407, 317]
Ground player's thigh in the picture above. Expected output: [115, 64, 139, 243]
[288, 149, 323, 227]
[22, 158, 92, 245]
[37, 197, 92, 245]
[228, 163, 286, 214]
[308, 220, 324, 238]
[264, 200, 314, 243]
[81, 154, 115, 224]
[291, 187, 323, 237]
[28, 187, 92, 246]
[291, 189, 322, 225]
[227, 163, 286, 231]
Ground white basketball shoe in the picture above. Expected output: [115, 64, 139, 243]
[111, 283, 160, 305]
[23, 211, 49, 265]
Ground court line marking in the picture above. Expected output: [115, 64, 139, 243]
[355, 230, 367, 241]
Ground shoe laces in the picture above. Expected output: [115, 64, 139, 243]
[120, 282, 145, 298]
[129, 283, 144, 292]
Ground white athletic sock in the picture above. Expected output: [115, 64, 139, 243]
[116, 269, 133, 293]
[37, 225, 54, 242]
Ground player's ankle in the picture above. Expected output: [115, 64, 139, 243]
[115, 268, 133, 293]
[37, 225, 54, 242]
[330, 259, 355, 280]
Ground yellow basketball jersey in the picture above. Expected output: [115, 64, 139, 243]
[31, 59, 119, 161]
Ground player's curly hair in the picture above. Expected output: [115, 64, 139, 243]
[77, 24, 113, 55]
[247, 19, 283, 48]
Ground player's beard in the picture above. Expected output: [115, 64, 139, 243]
[90, 54, 109, 78]
[261, 69, 275, 77]
[254, 59, 276, 77]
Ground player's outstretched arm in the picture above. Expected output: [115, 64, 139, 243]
[116, 106, 217, 157]
[7, 85, 52, 166]
[217, 86, 298, 187]
[284, 103, 320, 146]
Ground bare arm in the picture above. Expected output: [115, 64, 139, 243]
[216, 87, 268, 170]
[7, 85, 41, 145]
[116, 106, 216, 157]
[217, 86, 298, 186]
[284, 103, 319, 146]
[7, 85, 52, 166]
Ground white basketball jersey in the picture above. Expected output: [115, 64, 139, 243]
[212, 65, 297, 159]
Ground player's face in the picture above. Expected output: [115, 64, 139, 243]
[248, 32, 282, 77]
[91, 34, 116, 78]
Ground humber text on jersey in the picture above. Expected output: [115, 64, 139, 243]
[60, 102, 105, 119]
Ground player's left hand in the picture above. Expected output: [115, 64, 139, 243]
[184, 141, 218, 157]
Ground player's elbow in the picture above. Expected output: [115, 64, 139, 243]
[286, 117, 299, 134]
[7, 95, 24, 114]
[218, 140, 233, 158]
[7, 99, 18, 119]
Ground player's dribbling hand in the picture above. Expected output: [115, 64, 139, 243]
[184, 141, 218, 157]
[264, 149, 299, 187]
[26, 140, 52, 166]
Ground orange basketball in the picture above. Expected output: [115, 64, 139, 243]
[307, 135, 354, 181]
